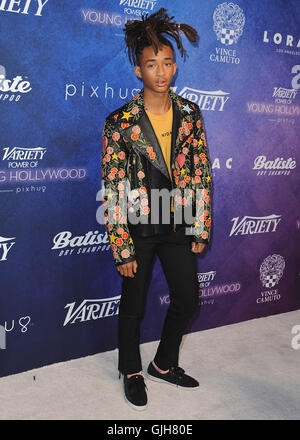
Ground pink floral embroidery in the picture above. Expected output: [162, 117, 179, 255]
[121, 249, 130, 259]
[131, 106, 139, 115]
[112, 132, 120, 141]
[132, 125, 141, 134]
[137, 171, 145, 179]
[176, 153, 186, 168]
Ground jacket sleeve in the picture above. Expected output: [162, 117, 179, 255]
[101, 118, 136, 266]
[191, 106, 212, 244]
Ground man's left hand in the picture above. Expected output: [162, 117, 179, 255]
[191, 242, 206, 253]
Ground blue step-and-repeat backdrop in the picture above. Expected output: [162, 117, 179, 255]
[0, 0, 299, 377]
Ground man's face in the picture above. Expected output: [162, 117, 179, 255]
[134, 44, 177, 94]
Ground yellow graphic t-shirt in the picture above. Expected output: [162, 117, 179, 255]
[146, 105, 174, 212]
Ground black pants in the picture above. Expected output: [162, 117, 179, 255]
[118, 226, 200, 375]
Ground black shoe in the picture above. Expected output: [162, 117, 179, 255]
[146, 362, 199, 390]
[121, 373, 148, 410]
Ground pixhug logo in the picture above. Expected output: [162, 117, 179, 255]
[210, 2, 245, 64]
[65, 81, 140, 102]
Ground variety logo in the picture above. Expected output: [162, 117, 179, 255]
[253, 155, 296, 176]
[229, 214, 282, 237]
[119, 0, 157, 17]
[63, 296, 120, 326]
[0, 65, 32, 102]
[172, 86, 230, 112]
[256, 254, 285, 304]
[51, 230, 110, 256]
[2, 146, 47, 168]
[0, 235, 15, 261]
[272, 87, 297, 105]
[0, 0, 49, 16]
[210, 2, 245, 64]
[263, 30, 300, 56]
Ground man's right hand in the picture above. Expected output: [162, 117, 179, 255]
[117, 260, 138, 278]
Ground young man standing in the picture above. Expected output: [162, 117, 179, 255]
[101, 9, 212, 410]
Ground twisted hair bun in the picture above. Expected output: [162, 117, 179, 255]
[124, 8, 198, 65]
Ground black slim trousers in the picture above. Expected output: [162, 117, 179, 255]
[118, 225, 200, 375]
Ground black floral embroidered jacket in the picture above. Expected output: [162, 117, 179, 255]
[101, 88, 212, 266]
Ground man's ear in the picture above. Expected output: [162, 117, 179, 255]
[173, 62, 177, 77]
[134, 65, 142, 79]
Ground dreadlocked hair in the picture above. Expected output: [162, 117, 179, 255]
[123, 8, 198, 65]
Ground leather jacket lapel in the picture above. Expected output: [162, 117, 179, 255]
[119, 118, 170, 181]
[118, 88, 190, 182]
[138, 111, 171, 180]
[170, 102, 182, 178]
